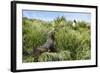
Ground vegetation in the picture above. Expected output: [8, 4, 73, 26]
[22, 16, 91, 62]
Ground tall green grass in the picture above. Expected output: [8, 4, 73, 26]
[22, 17, 91, 62]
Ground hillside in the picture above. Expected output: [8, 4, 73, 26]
[22, 16, 91, 62]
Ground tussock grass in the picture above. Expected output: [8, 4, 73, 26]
[22, 17, 91, 62]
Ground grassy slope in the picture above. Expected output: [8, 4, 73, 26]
[22, 17, 91, 62]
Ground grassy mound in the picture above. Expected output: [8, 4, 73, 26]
[22, 17, 91, 62]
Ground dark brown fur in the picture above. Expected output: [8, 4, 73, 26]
[33, 30, 57, 62]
